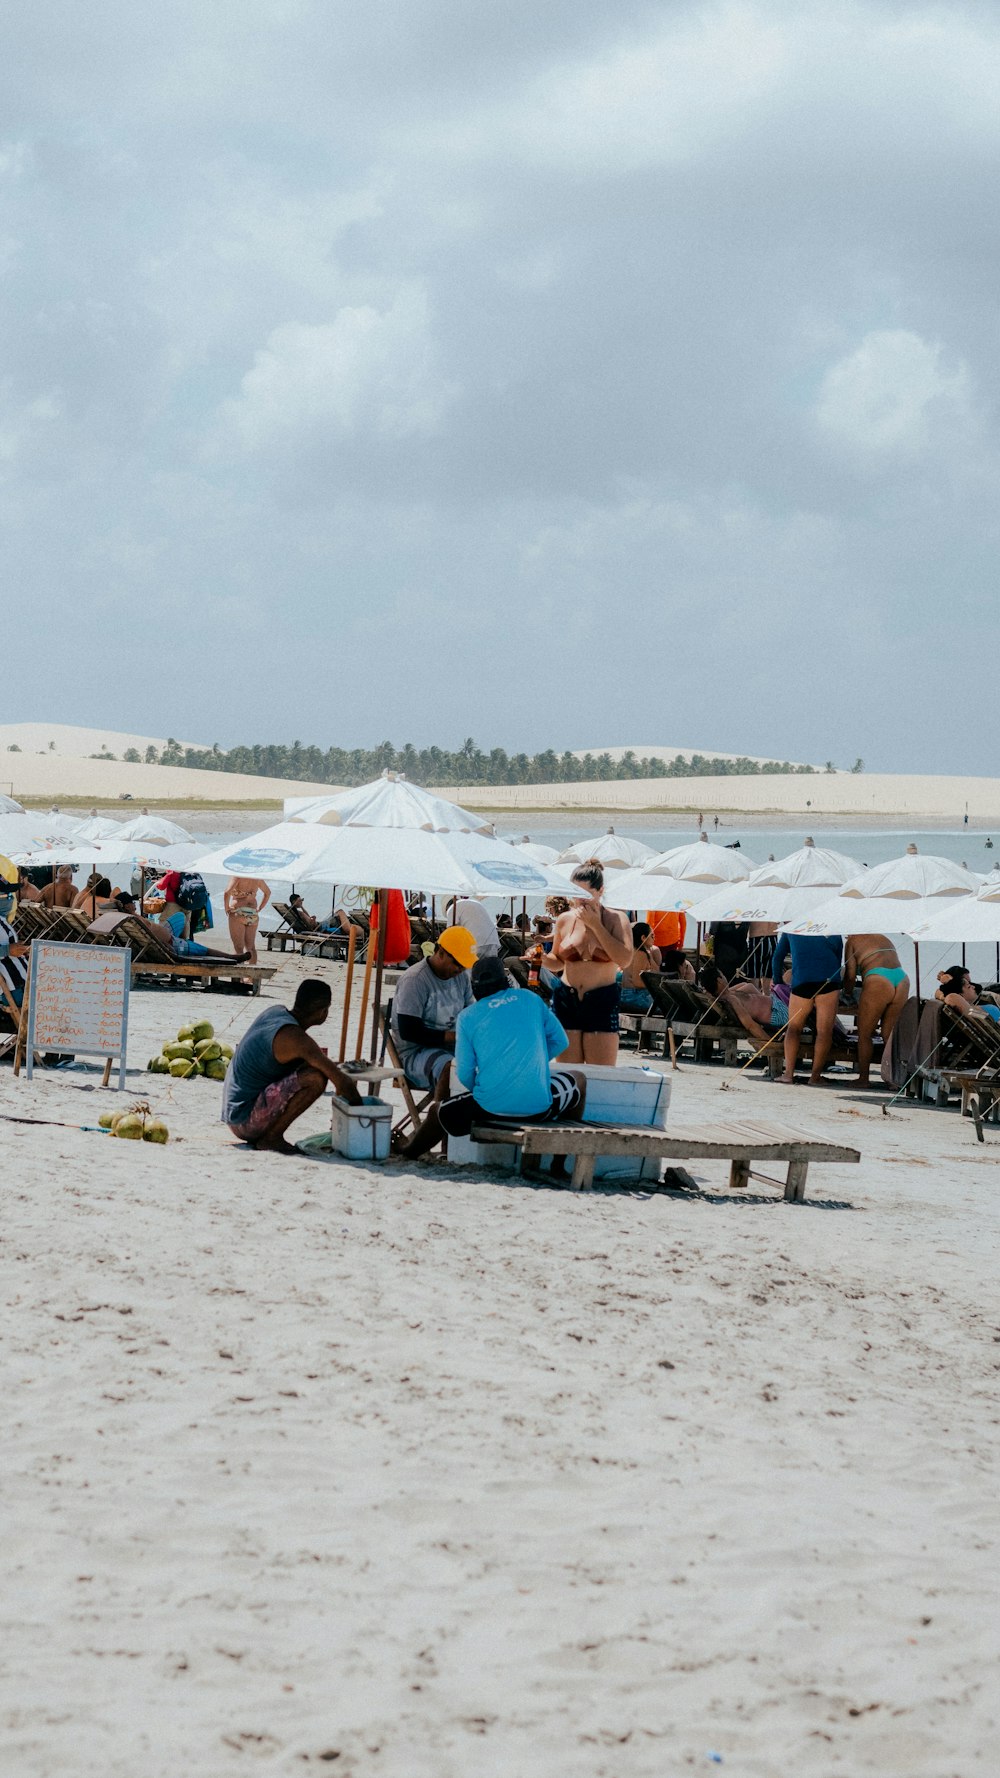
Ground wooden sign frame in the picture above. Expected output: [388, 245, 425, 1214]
[21, 941, 130, 1088]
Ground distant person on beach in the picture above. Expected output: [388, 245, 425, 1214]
[771, 931, 844, 1084]
[222, 978, 362, 1154]
[390, 926, 477, 1097]
[935, 966, 1000, 1023]
[73, 874, 113, 919]
[287, 893, 352, 936]
[40, 865, 76, 910]
[544, 861, 633, 1064]
[224, 875, 270, 963]
[16, 868, 42, 904]
[620, 922, 661, 1013]
[393, 956, 586, 1160]
[843, 935, 910, 1087]
[89, 895, 250, 963]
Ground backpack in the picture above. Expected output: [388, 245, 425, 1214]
[175, 871, 209, 911]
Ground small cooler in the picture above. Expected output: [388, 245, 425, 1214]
[330, 1094, 392, 1163]
[572, 1062, 670, 1181]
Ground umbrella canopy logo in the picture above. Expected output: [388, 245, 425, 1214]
[470, 859, 548, 889]
[222, 846, 302, 872]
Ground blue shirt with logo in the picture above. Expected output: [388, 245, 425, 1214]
[454, 987, 568, 1117]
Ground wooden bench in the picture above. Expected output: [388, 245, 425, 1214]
[129, 960, 277, 995]
[469, 1117, 860, 1201]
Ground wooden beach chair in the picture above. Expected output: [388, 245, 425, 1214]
[266, 901, 306, 952]
[469, 1116, 860, 1201]
[643, 974, 747, 1065]
[12, 904, 58, 942]
[377, 1001, 435, 1141]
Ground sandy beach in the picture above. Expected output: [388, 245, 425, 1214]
[3, 949, 997, 1776]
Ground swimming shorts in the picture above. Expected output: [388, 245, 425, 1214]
[552, 979, 620, 1034]
[790, 976, 842, 1000]
[229, 1070, 305, 1141]
[401, 1046, 452, 1090]
[437, 1070, 583, 1138]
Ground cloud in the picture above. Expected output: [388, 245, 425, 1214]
[213, 285, 455, 456]
[815, 329, 972, 459]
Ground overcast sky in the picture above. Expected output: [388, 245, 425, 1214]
[3, 1, 997, 770]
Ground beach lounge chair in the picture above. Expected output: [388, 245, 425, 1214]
[105, 916, 276, 994]
[469, 1116, 860, 1200]
[642, 974, 747, 1065]
[908, 1002, 1000, 1106]
[12, 904, 59, 942]
[266, 901, 306, 952]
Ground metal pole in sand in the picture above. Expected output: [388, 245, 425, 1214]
[338, 923, 358, 1062]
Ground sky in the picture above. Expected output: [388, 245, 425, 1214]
[3, 0, 998, 771]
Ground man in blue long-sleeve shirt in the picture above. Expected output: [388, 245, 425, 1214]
[772, 931, 843, 1084]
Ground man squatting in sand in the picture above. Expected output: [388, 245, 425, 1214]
[223, 978, 362, 1153]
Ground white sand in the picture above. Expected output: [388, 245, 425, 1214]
[2, 951, 997, 1775]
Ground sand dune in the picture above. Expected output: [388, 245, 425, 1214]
[3, 724, 998, 818]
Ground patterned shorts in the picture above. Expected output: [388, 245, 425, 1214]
[229, 1071, 305, 1141]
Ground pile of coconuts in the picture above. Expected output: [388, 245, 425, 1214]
[99, 1102, 169, 1143]
[147, 1019, 233, 1081]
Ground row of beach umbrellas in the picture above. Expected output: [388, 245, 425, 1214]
[4, 776, 1000, 946]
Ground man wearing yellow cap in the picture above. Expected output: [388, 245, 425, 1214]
[390, 924, 477, 1095]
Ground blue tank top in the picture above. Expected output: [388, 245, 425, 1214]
[221, 1005, 299, 1124]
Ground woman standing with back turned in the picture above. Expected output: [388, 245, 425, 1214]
[224, 875, 270, 964]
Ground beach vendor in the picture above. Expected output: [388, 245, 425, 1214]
[544, 861, 633, 1064]
[393, 956, 586, 1159]
[390, 925, 477, 1094]
[223, 978, 362, 1154]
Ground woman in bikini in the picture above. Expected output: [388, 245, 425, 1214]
[842, 933, 910, 1088]
[545, 860, 633, 1064]
[224, 875, 270, 964]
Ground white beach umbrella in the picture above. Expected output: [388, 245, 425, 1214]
[558, 827, 656, 870]
[285, 773, 492, 835]
[116, 813, 193, 844]
[783, 848, 980, 938]
[692, 840, 863, 925]
[0, 810, 87, 858]
[0, 793, 24, 814]
[907, 880, 1000, 943]
[189, 820, 580, 900]
[73, 811, 126, 842]
[603, 836, 756, 912]
[508, 835, 561, 865]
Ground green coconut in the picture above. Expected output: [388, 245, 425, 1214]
[143, 1119, 169, 1144]
[115, 1114, 145, 1140]
[194, 1039, 222, 1062]
[163, 1040, 195, 1062]
[203, 1058, 228, 1081]
[176, 1024, 195, 1042]
[218, 1043, 234, 1060]
[169, 1058, 199, 1079]
[98, 1113, 114, 1130]
[189, 1020, 215, 1044]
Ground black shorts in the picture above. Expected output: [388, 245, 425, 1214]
[438, 1071, 583, 1138]
[790, 977, 842, 1001]
[552, 980, 620, 1034]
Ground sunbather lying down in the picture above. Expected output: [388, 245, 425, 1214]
[89, 895, 253, 963]
[698, 962, 789, 1046]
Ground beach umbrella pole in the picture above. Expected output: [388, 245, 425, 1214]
[369, 893, 389, 1062]
[338, 924, 358, 1063]
[354, 922, 377, 1062]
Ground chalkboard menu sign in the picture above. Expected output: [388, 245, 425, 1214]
[24, 941, 130, 1087]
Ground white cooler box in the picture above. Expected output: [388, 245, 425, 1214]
[572, 1062, 671, 1182]
[330, 1094, 392, 1163]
